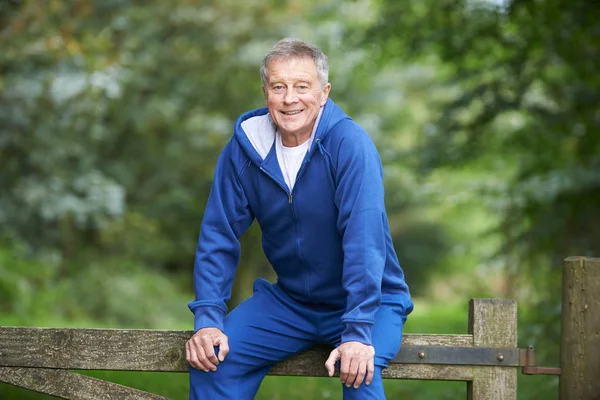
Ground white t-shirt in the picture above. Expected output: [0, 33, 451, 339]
[240, 107, 323, 191]
[276, 133, 313, 191]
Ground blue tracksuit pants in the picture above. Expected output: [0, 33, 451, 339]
[189, 278, 406, 399]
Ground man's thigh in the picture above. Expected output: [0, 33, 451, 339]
[321, 297, 406, 367]
[221, 278, 317, 365]
[370, 297, 406, 367]
[320, 298, 406, 399]
[352, 303, 405, 399]
[342, 365, 386, 400]
[189, 278, 316, 400]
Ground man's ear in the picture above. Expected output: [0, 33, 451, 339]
[320, 83, 332, 106]
[262, 86, 268, 103]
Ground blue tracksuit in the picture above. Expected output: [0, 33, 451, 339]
[188, 99, 413, 399]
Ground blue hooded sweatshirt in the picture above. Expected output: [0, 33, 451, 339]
[188, 99, 413, 346]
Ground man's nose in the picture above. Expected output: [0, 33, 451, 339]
[283, 88, 298, 104]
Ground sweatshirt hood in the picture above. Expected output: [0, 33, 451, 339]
[233, 98, 350, 166]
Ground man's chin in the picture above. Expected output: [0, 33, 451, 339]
[278, 124, 302, 136]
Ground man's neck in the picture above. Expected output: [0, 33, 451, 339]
[280, 129, 313, 148]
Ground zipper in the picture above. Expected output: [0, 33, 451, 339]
[260, 140, 323, 301]
[289, 138, 323, 203]
[288, 139, 326, 301]
[259, 166, 290, 197]
[260, 165, 296, 206]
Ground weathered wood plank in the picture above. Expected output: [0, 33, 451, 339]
[0, 327, 473, 373]
[0, 296, 525, 399]
[467, 299, 518, 400]
[0, 328, 190, 372]
[383, 364, 474, 381]
[560, 256, 600, 400]
[270, 345, 477, 380]
[403, 334, 473, 347]
[0, 367, 169, 400]
[276, 360, 476, 381]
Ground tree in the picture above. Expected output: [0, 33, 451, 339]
[372, 0, 600, 390]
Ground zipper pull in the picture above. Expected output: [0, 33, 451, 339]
[288, 193, 293, 204]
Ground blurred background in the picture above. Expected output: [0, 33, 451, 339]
[0, 0, 598, 398]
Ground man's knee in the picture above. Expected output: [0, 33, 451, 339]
[188, 352, 271, 400]
[341, 366, 386, 400]
[188, 362, 246, 400]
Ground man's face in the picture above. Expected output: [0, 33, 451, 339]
[262, 57, 331, 143]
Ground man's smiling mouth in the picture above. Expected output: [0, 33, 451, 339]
[282, 110, 303, 115]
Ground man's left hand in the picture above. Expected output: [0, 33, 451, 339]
[324, 341, 375, 389]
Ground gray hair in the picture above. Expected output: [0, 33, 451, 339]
[260, 38, 329, 88]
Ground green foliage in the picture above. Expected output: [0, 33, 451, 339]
[0, 0, 595, 398]
[0, 0, 448, 297]
[373, 0, 600, 270]
[0, 236, 190, 328]
[373, 0, 599, 384]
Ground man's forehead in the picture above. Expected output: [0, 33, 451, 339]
[266, 56, 317, 77]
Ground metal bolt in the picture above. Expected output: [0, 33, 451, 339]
[497, 353, 504, 362]
[418, 351, 425, 359]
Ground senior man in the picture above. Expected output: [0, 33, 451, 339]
[186, 38, 413, 399]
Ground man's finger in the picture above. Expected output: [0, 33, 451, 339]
[345, 358, 359, 387]
[185, 342, 190, 363]
[191, 335, 214, 371]
[200, 335, 219, 370]
[339, 351, 351, 384]
[324, 348, 340, 377]
[187, 341, 208, 372]
[365, 357, 375, 385]
[216, 335, 229, 362]
[353, 360, 367, 389]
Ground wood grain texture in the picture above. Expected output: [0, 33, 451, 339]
[268, 345, 477, 380]
[0, 327, 473, 373]
[402, 334, 473, 347]
[383, 364, 474, 381]
[0, 300, 523, 398]
[467, 299, 518, 400]
[0, 328, 189, 371]
[0, 367, 169, 400]
[560, 257, 600, 400]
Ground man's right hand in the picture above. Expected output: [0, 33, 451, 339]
[186, 327, 229, 372]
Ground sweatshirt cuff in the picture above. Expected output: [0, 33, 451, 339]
[192, 305, 226, 333]
[341, 322, 373, 346]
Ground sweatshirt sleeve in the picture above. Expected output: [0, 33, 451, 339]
[187, 140, 254, 333]
[334, 126, 387, 346]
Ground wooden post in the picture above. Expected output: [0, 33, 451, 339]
[467, 298, 518, 400]
[560, 256, 600, 399]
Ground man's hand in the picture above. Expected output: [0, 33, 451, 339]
[324, 341, 375, 389]
[186, 327, 229, 372]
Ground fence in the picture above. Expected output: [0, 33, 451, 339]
[0, 256, 598, 399]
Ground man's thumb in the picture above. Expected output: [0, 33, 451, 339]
[324, 348, 340, 377]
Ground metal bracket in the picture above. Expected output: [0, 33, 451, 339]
[394, 345, 520, 366]
[394, 345, 561, 376]
[521, 346, 561, 376]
